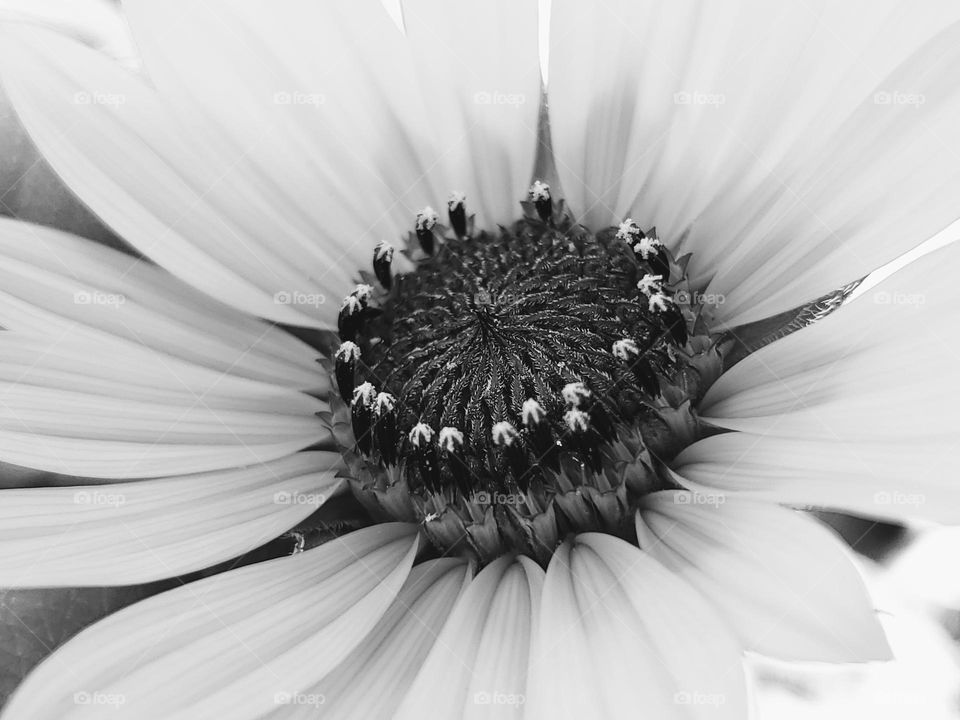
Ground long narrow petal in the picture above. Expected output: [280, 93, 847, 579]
[636, 491, 891, 662]
[676, 241, 960, 521]
[395, 555, 543, 719]
[0, 523, 419, 720]
[549, 0, 960, 324]
[0, 219, 325, 392]
[0, 452, 343, 587]
[280, 558, 470, 720]
[526, 534, 746, 720]
[0, 333, 328, 479]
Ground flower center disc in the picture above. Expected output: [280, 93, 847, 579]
[327, 189, 721, 565]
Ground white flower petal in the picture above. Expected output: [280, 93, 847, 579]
[549, 0, 960, 324]
[526, 534, 746, 720]
[0, 0, 135, 62]
[0, 451, 343, 587]
[278, 557, 470, 720]
[677, 241, 960, 521]
[0, 523, 419, 720]
[636, 491, 891, 662]
[0, 219, 325, 392]
[0, 333, 328, 479]
[395, 555, 543, 719]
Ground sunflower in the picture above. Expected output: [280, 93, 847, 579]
[0, 1, 959, 718]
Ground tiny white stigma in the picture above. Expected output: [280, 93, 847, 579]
[562, 381, 591, 407]
[416, 206, 439, 230]
[616, 218, 642, 241]
[564, 409, 590, 433]
[353, 284, 374, 302]
[648, 292, 673, 313]
[492, 421, 519, 447]
[438, 426, 464, 453]
[340, 294, 363, 313]
[352, 381, 376, 407]
[612, 338, 640, 361]
[409, 422, 434, 447]
[529, 180, 551, 201]
[636, 273, 663, 297]
[447, 191, 466, 210]
[374, 392, 395, 416]
[521, 398, 546, 426]
[634, 236, 662, 259]
[374, 241, 394, 261]
[335, 340, 361, 362]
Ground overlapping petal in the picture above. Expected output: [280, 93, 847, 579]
[549, 0, 960, 325]
[526, 533, 746, 720]
[0, 523, 419, 720]
[0, 0, 540, 326]
[636, 491, 891, 662]
[0, 452, 343, 587]
[675, 241, 960, 521]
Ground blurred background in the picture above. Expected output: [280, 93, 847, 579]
[0, 2, 957, 717]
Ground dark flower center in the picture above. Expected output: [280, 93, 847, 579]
[325, 184, 722, 564]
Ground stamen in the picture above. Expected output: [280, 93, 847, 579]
[528, 180, 552, 223]
[447, 191, 467, 238]
[334, 340, 361, 400]
[491, 421, 519, 447]
[636, 273, 663, 297]
[611, 338, 639, 361]
[373, 241, 394, 289]
[337, 284, 375, 341]
[561, 382, 592, 408]
[415, 206, 439, 255]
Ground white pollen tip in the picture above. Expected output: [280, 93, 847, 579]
[374, 241, 394, 261]
[648, 292, 672, 313]
[564, 409, 590, 433]
[335, 341, 361, 362]
[447, 191, 466, 209]
[353, 284, 374, 301]
[409, 422, 434, 447]
[340, 294, 363, 313]
[612, 338, 639, 360]
[438, 426, 464, 453]
[521, 398, 546, 426]
[634, 236, 663, 259]
[529, 180, 551, 201]
[416, 206, 439, 230]
[492, 421, 519, 447]
[636, 273, 664, 296]
[374, 392, 396, 415]
[352, 382, 376, 407]
[616, 218, 642, 241]
[561, 382, 591, 407]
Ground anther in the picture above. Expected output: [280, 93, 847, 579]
[562, 382, 592, 408]
[438, 426, 471, 495]
[529, 180, 552, 223]
[492, 421, 530, 490]
[373, 241, 395, 289]
[521, 398, 547, 427]
[447, 191, 467, 239]
[564, 408, 590, 433]
[334, 341, 361, 401]
[616, 218, 642, 242]
[338, 284, 375, 341]
[415, 207, 439, 255]
[633, 230, 671, 280]
[636, 274, 663, 297]
[492, 421, 519, 447]
[408, 422, 440, 492]
[522, 398, 557, 470]
[611, 338, 639, 361]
